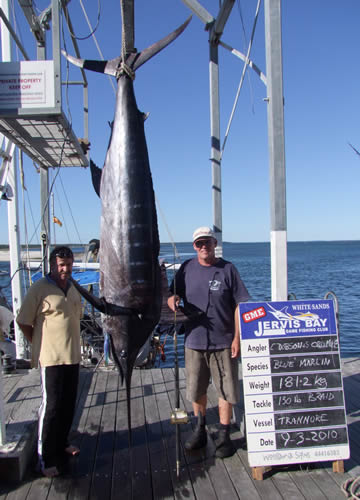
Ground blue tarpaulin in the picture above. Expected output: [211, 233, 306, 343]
[32, 269, 99, 286]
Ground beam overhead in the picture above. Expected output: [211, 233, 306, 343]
[212, 0, 235, 42]
[181, 0, 214, 27]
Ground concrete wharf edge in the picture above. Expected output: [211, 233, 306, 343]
[0, 358, 359, 499]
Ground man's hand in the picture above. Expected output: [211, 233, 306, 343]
[167, 295, 180, 312]
[231, 336, 240, 358]
[231, 305, 241, 358]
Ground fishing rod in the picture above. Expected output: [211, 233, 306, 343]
[169, 249, 188, 478]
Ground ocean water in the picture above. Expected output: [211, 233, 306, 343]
[1, 241, 359, 361]
[161, 240, 360, 359]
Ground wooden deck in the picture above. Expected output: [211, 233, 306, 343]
[1, 358, 360, 499]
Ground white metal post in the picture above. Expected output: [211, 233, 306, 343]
[0, 0, 9, 447]
[0, 0, 25, 361]
[209, 42, 223, 257]
[264, 0, 288, 301]
[7, 150, 25, 358]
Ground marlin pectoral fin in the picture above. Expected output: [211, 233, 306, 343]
[133, 16, 192, 71]
[61, 51, 109, 74]
[70, 277, 140, 317]
[159, 303, 204, 326]
[62, 16, 191, 77]
[90, 159, 102, 197]
[105, 302, 142, 318]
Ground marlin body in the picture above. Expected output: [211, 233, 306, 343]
[64, 17, 191, 429]
[100, 74, 161, 372]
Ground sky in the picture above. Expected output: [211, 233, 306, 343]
[0, 0, 360, 245]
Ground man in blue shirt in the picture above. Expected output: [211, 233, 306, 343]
[168, 227, 250, 458]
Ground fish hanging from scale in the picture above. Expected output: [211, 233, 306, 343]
[63, 13, 191, 432]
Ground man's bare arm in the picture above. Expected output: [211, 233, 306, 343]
[231, 305, 241, 358]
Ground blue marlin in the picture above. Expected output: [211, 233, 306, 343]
[64, 17, 191, 430]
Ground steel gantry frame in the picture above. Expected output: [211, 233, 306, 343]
[182, 0, 287, 301]
[0, 0, 91, 445]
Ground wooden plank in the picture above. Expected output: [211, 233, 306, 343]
[130, 369, 153, 500]
[52, 369, 98, 500]
[24, 477, 54, 500]
[269, 469, 305, 499]
[236, 448, 283, 499]
[150, 368, 195, 500]
[2, 372, 24, 399]
[316, 462, 352, 487]
[70, 368, 96, 445]
[0, 480, 32, 500]
[308, 464, 349, 499]
[67, 371, 107, 499]
[2, 361, 360, 499]
[90, 371, 118, 500]
[220, 451, 262, 499]
[4, 369, 40, 428]
[288, 468, 329, 500]
[111, 372, 132, 500]
[141, 369, 174, 500]
[161, 369, 218, 500]
[47, 371, 98, 500]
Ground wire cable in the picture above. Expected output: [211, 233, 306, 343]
[58, 171, 83, 244]
[237, 0, 255, 114]
[62, 0, 101, 41]
[221, 0, 261, 159]
[77, 0, 116, 94]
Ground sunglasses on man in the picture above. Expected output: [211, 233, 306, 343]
[194, 239, 214, 248]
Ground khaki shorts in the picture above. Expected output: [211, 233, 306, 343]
[185, 347, 240, 404]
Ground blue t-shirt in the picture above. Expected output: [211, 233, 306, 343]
[171, 258, 250, 350]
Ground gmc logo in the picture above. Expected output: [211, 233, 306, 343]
[242, 306, 266, 323]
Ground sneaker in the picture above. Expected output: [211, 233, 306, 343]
[184, 426, 207, 451]
[215, 429, 235, 458]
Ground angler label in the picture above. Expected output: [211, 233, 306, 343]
[239, 300, 350, 467]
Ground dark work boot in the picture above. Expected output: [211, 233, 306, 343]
[184, 413, 207, 451]
[215, 425, 235, 458]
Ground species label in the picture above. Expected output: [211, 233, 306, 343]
[239, 300, 350, 467]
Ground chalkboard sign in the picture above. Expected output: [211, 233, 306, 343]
[239, 300, 350, 467]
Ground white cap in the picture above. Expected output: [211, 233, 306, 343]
[192, 226, 215, 242]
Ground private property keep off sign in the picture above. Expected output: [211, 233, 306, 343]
[239, 300, 350, 467]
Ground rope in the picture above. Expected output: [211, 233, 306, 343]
[342, 477, 360, 499]
[116, 62, 135, 81]
[119, 0, 135, 81]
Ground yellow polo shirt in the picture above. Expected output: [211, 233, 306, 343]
[17, 277, 82, 368]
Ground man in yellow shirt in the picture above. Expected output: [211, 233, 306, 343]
[17, 246, 82, 477]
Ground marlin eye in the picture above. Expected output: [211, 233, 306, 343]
[120, 350, 127, 359]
